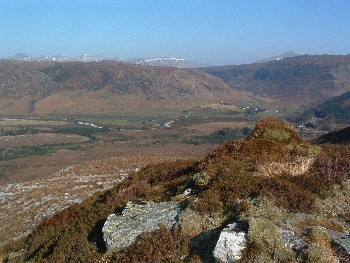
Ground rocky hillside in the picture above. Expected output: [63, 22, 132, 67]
[0, 155, 185, 248]
[0, 60, 248, 116]
[1, 119, 349, 262]
[201, 55, 350, 107]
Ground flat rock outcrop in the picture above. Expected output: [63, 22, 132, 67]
[102, 201, 181, 250]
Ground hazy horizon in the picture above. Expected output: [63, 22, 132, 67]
[1, 0, 350, 65]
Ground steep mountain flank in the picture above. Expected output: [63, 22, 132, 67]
[0, 61, 56, 115]
[314, 126, 350, 144]
[294, 91, 350, 129]
[2, 119, 349, 262]
[0, 60, 248, 116]
[313, 91, 350, 121]
[201, 55, 350, 107]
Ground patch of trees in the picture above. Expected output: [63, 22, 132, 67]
[187, 127, 251, 144]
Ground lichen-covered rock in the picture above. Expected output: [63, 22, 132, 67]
[280, 229, 307, 251]
[213, 222, 247, 263]
[102, 201, 181, 250]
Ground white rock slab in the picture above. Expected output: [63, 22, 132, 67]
[213, 223, 247, 263]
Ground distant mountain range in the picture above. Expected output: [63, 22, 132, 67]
[7, 53, 111, 62]
[3, 53, 350, 120]
[255, 51, 301, 63]
[0, 60, 248, 116]
[126, 57, 212, 68]
[4, 53, 210, 68]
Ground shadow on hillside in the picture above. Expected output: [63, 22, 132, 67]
[88, 219, 107, 253]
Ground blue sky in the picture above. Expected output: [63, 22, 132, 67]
[1, 0, 350, 65]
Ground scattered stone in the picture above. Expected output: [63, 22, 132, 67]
[51, 165, 75, 177]
[0, 192, 12, 202]
[213, 222, 247, 263]
[182, 188, 192, 197]
[102, 201, 181, 250]
[280, 229, 308, 251]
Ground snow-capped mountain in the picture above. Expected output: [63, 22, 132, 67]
[126, 57, 212, 68]
[37, 55, 51, 61]
[4, 53, 211, 68]
[51, 54, 72, 62]
[10, 53, 34, 61]
[78, 54, 105, 62]
[255, 51, 301, 63]
[5, 53, 104, 62]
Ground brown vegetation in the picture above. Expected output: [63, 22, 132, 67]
[202, 54, 350, 107]
[0, 60, 249, 116]
[1, 118, 349, 262]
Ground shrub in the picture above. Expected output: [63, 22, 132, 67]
[303, 228, 335, 263]
[106, 225, 190, 263]
[243, 218, 295, 262]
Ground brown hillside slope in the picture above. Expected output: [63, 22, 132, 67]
[0, 61, 56, 115]
[201, 54, 350, 107]
[0, 60, 250, 116]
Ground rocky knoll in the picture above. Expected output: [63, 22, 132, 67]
[102, 201, 181, 250]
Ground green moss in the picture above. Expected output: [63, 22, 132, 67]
[239, 197, 288, 226]
[244, 218, 295, 263]
[248, 118, 301, 144]
[263, 128, 291, 142]
[176, 208, 224, 237]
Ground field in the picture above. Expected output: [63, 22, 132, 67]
[0, 133, 88, 148]
[0, 118, 68, 126]
[0, 103, 320, 180]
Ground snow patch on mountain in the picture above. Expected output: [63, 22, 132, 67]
[256, 51, 301, 63]
[4, 53, 211, 68]
[127, 57, 211, 68]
